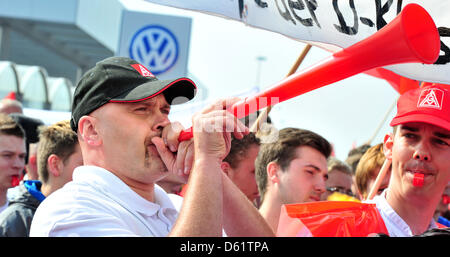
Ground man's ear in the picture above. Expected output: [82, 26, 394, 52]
[47, 154, 62, 177]
[221, 162, 232, 176]
[78, 116, 102, 146]
[383, 133, 394, 161]
[267, 161, 280, 185]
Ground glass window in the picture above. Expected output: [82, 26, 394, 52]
[0, 62, 19, 99]
[16, 65, 48, 109]
[48, 77, 72, 111]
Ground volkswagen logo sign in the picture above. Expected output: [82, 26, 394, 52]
[129, 25, 179, 75]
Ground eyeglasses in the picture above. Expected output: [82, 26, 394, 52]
[327, 186, 354, 197]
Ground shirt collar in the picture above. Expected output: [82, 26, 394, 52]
[368, 189, 438, 236]
[72, 166, 177, 217]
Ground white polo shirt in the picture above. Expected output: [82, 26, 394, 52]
[0, 201, 8, 214]
[30, 166, 178, 237]
[366, 190, 438, 237]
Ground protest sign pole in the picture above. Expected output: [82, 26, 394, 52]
[367, 158, 392, 200]
[365, 98, 397, 145]
[250, 44, 312, 132]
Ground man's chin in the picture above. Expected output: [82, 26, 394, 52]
[147, 144, 160, 157]
[145, 160, 168, 173]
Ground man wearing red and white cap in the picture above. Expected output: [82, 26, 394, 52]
[369, 84, 450, 236]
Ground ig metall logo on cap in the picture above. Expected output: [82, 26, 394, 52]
[417, 88, 444, 110]
[129, 25, 179, 75]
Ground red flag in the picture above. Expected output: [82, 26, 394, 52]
[421, 82, 450, 90]
[364, 68, 420, 94]
[178, 183, 188, 197]
[278, 201, 389, 237]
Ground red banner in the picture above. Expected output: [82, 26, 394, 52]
[278, 201, 389, 237]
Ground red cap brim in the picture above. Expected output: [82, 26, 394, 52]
[390, 113, 450, 131]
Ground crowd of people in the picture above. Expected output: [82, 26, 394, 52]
[0, 56, 448, 237]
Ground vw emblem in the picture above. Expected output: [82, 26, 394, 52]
[129, 25, 179, 75]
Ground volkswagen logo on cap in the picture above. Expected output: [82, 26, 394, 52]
[129, 25, 179, 75]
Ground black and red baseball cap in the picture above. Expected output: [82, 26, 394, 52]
[390, 84, 450, 131]
[71, 57, 197, 131]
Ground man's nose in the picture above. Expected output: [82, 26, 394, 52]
[314, 177, 326, 195]
[12, 156, 25, 169]
[152, 115, 170, 132]
[413, 141, 431, 162]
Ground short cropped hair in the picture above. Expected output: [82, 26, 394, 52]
[0, 113, 25, 138]
[37, 120, 79, 183]
[327, 157, 352, 175]
[355, 143, 386, 199]
[223, 133, 260, 169]
[345, 144, 371, 174]
[255, 127, 332, 201]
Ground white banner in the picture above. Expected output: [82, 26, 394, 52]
[145, 0, 450, 84]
